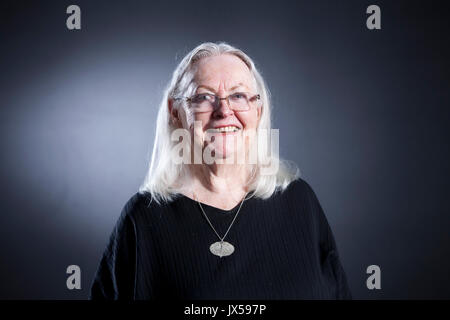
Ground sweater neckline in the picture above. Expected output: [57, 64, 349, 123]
[180, 193, 253, 215]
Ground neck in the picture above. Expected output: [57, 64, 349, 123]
[180, 163, 252, 209]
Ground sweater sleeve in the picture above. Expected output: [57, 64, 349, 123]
[89, 203, 137, 300]
[302, 180, 352, 300]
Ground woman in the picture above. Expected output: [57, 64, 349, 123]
[90, 42, 352, 300]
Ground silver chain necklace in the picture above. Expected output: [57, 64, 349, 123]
[195, 192, 249, 258]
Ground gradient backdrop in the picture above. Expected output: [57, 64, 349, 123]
[0, 0, 449, 299]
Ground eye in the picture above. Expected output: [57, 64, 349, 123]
[192, 93, 214, 103]
[230, 92, 247, 100]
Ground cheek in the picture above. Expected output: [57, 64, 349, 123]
[181, 109, 203, 138]
[239, 110, 260, 129]
[191, 114, 210, 143]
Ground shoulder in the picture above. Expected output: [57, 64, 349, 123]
[118, 191, 176, 229]
[120, 191, 152, 218]
[280, 177, 317, 200]
[278, 177, 326, 222]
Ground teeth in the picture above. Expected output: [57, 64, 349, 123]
[210, 126, 239, 133]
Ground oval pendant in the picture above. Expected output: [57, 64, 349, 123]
[210, 241, 234, 257]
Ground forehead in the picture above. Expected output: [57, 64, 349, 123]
[193, 54, 254, 90]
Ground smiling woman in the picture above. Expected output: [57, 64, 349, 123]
[90, 42, 352, 300]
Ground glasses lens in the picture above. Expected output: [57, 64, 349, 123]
[191, 93, 215, 112]
[189, 92, 256, 112]
[229, 92, 250, 111]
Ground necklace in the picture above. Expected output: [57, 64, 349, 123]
[195, 192, 249, 258]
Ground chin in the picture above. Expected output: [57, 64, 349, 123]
[201, 142, 231, 161]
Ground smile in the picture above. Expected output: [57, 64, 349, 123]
[209, 126, 240, 133]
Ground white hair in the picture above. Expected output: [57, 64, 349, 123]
[139, 42, 300, 204]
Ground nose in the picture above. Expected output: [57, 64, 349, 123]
[213, 97, 234, 118]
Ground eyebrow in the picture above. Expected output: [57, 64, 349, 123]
[196, 83, 249, 93]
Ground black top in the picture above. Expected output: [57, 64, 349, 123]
[90, 178, 352, 300]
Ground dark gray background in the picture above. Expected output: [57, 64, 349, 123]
[0, 0, 449, 299]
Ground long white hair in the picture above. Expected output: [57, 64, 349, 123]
[139, 42, 300, 204]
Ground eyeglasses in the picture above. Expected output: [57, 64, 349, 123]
[173, 92, 261, 113]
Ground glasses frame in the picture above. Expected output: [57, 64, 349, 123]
[173, 92, 261, 112]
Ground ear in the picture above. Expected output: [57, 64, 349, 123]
[168, 98, 180, 125]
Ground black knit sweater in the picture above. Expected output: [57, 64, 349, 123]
[90, 178, 352, 300]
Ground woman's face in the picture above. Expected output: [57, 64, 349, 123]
[176, 54, 261, 163]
